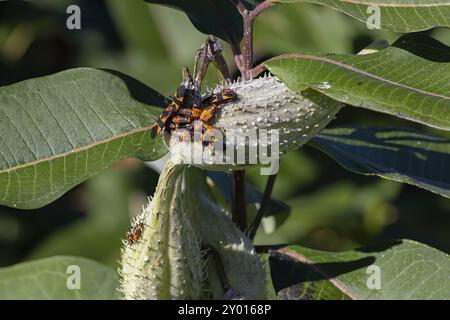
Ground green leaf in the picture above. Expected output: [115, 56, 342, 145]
[0, 256, 119, 299]
[269, 239, 450, 299]
[310, 126, 450, 198]
[26, 169, 132, 266]
[265, 35, 450, 131]
[260, 253, 278, 300]
[0, 68, 167, 209]
[144, 0, 264, 45]
[270, 0, 450, 32]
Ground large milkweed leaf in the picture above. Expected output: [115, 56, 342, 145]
[309, 126, 450, 198]
[265, 35, 450, 131]
[0, 256, 119, 299]
[0, 68, 167, 209]
[144, 0, 265, 46]
[269, 239, 450, 300]
[270, 0, 450, 32]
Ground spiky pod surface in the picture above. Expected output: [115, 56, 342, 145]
[119, 160, 204, 300]
[167, 75, 343, 170]
[216, 75, 342, 149]
[119, 160, 265, 299]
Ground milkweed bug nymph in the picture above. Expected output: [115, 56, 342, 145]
[150, 85, 186, 138]
[150, 86, 237, 145]
[127, 220, 145, 245]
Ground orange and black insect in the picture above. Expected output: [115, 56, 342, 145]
[126, 221, 145, 245]
[190, 88, 238, 144]
[150, 85, 186, 138]
[150, 86, 237, 144]
[199, 88, 237, 123]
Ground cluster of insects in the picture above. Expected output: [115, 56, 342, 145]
[126, 220, 145, 245]
[150, 85, 238, 145]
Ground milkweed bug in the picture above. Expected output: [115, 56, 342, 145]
[126, 220, 145, 245]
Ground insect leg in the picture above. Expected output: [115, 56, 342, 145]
[150, 85, 186, 138]
[199, 104, 218, 122]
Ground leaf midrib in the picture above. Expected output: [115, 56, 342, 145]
[278, 247, 359, 300]
[271, 0, 450, 8]
[268, 54, 450, 101]
[0, 125, 152, 174]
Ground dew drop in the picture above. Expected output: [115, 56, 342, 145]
[317, 82, 331, 90]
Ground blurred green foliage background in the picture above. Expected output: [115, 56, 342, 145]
[0, 0, 449, 268]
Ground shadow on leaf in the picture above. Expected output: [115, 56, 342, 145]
[269, 250, 375, 297]
[392, 34, 450, 63]
[311, 126, 450, 197]
[101, 69, 168, 108]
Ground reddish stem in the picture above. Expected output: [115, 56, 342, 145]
[250, 62, 267, 78]
[250, 1, 275, 19]
[228, 0, 275, 233]
[230, 0, 247, 15]
[235, 1, 275, 80]
[242, 11, 253, 80]
[231, 45, 246, 78]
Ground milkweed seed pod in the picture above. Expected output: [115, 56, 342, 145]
[119, 160, 204, 300]
[167, 75, 343, 172]
[182, 168, 266, 299]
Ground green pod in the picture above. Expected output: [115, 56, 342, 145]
[182, 168, 266, 299]
[166, 75, 343, 172]
[119, 160, 203, 300]
[215, 75, 343, 152]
